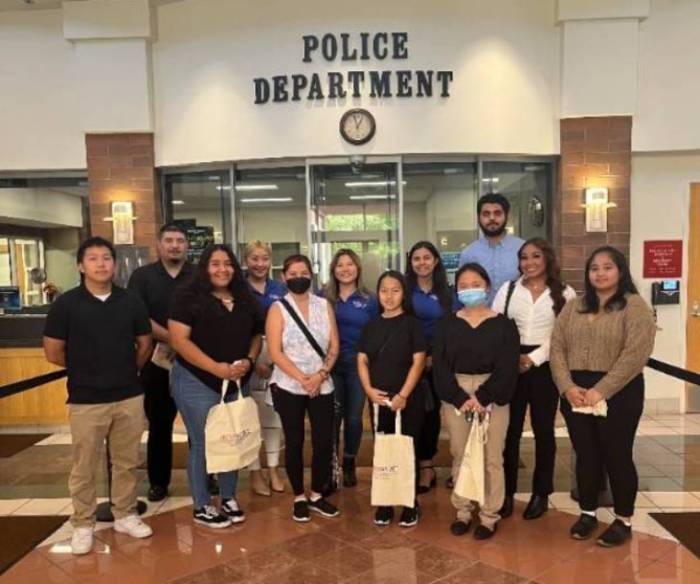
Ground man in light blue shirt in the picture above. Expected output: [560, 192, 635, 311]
[458, 193, 525, 305]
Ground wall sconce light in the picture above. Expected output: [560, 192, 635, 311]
[582, 187, 616, 233]
[104, 201, 138, 245]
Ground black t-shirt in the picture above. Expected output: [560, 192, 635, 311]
[128, 261, 193, 327]
[43, 285, 152, 404]
[357, 313, 427, 395]
[169, 293, 264, 391]
[433, 312, 520, 408]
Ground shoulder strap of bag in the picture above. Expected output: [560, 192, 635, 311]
[219, 378, 241, 403]
[373, 402, 403, 435]
[279, 297, 326, 359]
[504, 279, 517, 318]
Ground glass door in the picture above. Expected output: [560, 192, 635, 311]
[308, 161, 401, 289]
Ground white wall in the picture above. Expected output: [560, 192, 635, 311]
[630, 152, 700, 409]
[634, 0, 700, 152]
[0, 10, 83, 170]
[153, 0, 559, 166]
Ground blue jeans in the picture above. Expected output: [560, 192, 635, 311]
[171, 362, 239, 509]
[332, 356, 365, 458]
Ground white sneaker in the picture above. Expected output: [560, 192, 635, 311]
[113, 515, 153, 539]
[71, 527, 94, 555]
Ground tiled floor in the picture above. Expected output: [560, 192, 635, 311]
[1, 413, 700, 582]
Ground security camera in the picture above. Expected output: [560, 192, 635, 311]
[349, 155, 365, 174]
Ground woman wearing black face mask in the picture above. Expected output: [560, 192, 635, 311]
[267, 254, 341, 522]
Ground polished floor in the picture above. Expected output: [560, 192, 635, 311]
[2, 413, 700, 583]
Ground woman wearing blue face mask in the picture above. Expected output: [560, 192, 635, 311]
[433, 263, 519, 541]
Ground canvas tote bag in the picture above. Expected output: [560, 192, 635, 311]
[205, 378, 262, 473]
[370, 404, 416, 508]
[454, 412, 489, 505]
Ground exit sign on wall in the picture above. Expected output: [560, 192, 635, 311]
[643, 240, 683, 278]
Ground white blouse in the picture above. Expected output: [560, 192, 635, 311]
[269, 294, 334, 396]
[492, 277, 577, 366]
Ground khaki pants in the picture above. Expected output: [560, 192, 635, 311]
[68, 395, 146, 528]
[442, 374, 509, 529]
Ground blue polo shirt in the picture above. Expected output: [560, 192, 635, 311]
[458, 234, 525, 305]
[248, 277, 287, 313]
[411, 287, 448, 350]
[334, 291, 379, 361]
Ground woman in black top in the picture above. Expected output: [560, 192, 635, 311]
[433, 263, 519, 540]
[169, 244, 263, 529]
[358, 270, 427, 528]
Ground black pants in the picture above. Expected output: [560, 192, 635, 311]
[561, 371, 644, 518]
[142, 362, 178, 489]
[503, 358, 559, 497]
[272, 386, 334, 496]
[373, 385, 426, 496]
[415, 374, 440, 462]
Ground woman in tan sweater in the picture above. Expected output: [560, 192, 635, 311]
[550, 246, 655, 548]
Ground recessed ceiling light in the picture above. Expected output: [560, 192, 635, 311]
[239, 197, 293, 203]
[172, 200, 185, 205]
[235, 184, 279, 191]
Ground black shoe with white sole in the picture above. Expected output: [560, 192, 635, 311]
[221, 498, 246, 524]
[193, 506, 232, 529]
[374, 506, 394, 526]
[570, 513, 599, 540]
[293, 500, 311, 522]
[398, 505, 419, 527]
[308, 497, 340, 518]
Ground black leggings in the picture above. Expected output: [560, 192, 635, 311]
[561, 371, 644, 518]
[503, 358, 559, 496]
[272, 386, 334, 496]
[415, 375, 440, 462]
[373, 385, 426, 496]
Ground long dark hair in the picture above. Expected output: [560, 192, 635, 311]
[518, 238, 567, 315]
[174, 243, 261, 318]
[580, 246, 638, 314]
[376, 270, 414, 315]
[405, 241, 452, 312]
[323, 248, 371, 305]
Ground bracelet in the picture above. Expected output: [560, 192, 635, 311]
[242, 356, 256, 368]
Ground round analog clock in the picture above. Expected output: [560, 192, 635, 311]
[339, 108, 376, 145]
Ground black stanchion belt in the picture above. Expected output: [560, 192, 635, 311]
[647, 358, 700, 386]
[0, 369, 67, 400]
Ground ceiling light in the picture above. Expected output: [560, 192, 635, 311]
[234, 184, 279, 191]
[239, 197, 293, 203]
[344, 180, 406, 188]
[481, 177, 500, 183]
[349, 195, 397, 200]
[172, 200, 185, 205]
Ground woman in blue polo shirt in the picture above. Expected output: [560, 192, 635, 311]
[323, 248, 379, 487]
[244, 240, 287, 496]
[405, 240, 455, 493]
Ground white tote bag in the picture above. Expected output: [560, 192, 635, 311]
[205, 379, 262, 473]
[371, 404, 416, 509]
[454, 413, 488, 505]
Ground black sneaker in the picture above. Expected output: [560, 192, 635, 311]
[374, 506, 394, 526]
[193, 505, 232, 528]
[221, 498, 246, 524]
[473, 524, 496, 540]
[450, 520, 471, 536]
[308, 497, 340, 518]
[570, 513, 599, 540]
[398, 505, 419, 528]
[597, 519, 632, 548]
[293, 500, 311, 522]
[147, 485, 168, 502]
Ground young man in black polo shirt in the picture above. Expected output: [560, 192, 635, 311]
[44, 236, 153, 555]
[128, 224, 192, 502]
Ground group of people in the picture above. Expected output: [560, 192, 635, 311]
[43, 193, 656, 556]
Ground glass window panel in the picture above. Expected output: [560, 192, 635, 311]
[481, 161, 552, 241]
[402, 162, 478, 281]
[165, 171, 227, 263]
[234, 167, 307, 279]
[310, 163, 400, 288]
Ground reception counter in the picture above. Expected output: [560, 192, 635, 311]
[0, 312, 69, 426]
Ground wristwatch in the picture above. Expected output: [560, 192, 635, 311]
[242, 356, 256, 369]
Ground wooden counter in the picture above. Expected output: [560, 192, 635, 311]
[0, 347, 68, 426]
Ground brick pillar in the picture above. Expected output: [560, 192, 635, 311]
[85, 133, 161, 259]
[558, 116, 632, 292]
